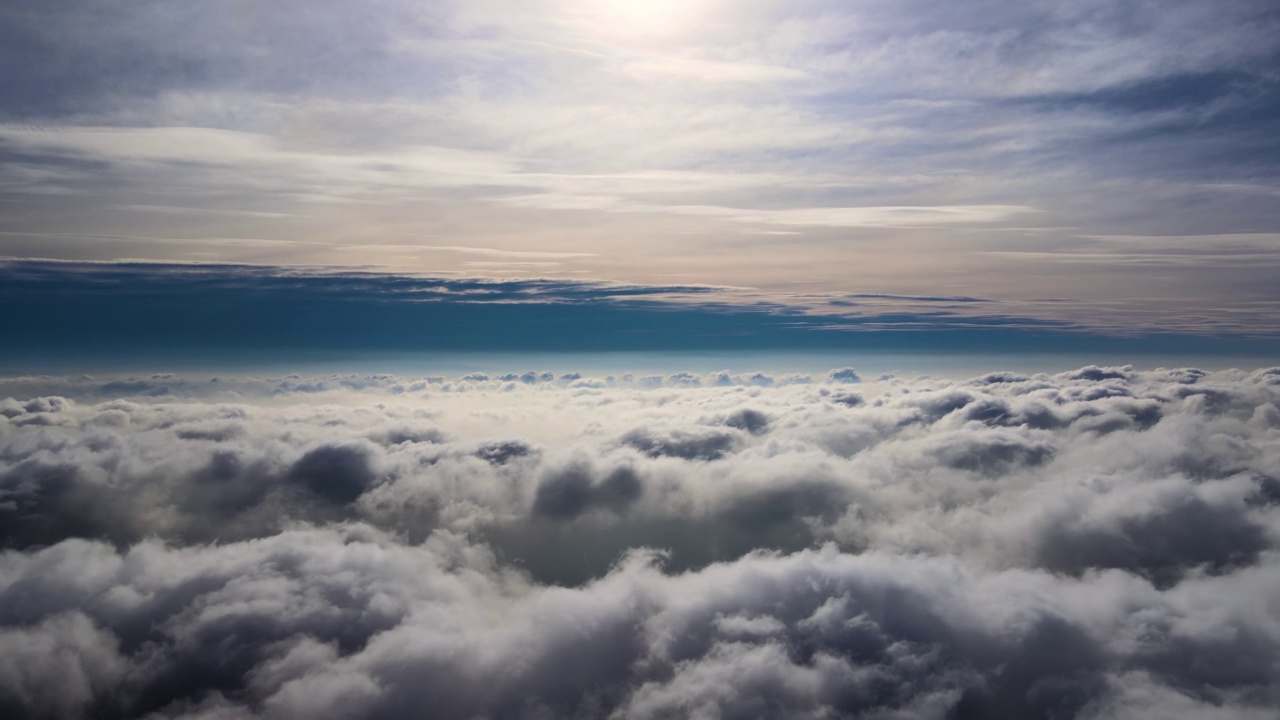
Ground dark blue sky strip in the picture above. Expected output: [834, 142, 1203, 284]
[3, 261, 1277, 365]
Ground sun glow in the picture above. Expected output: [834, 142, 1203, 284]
[588, 0, 703, 37]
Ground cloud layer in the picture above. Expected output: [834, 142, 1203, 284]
[2, 364, 1280, 718]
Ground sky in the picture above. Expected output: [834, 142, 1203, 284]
[2, 0, 1280, 362]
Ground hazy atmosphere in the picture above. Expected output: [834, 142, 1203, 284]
[2, 1, 1279, 719]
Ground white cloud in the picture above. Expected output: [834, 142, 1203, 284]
[1, 365, 1279, 716]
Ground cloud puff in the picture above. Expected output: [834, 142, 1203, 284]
[1, 364, 1279, 718]
[827, 367, 862, 383]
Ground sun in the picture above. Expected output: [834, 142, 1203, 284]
[604, 0, 686, 28]
[588, 0, 703, 37]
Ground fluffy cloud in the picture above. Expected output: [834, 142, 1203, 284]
[1, 365, 1279, 718]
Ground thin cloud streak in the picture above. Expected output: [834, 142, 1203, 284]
[2, 260, 1279, 362]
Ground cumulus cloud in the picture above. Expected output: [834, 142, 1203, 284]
[827, 367, 862, 383]
[1, 365, 1279, 718]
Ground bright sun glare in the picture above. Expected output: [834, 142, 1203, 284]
[592, 0, 700, 35]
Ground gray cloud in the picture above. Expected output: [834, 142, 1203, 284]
[1, 365, 1279, 717]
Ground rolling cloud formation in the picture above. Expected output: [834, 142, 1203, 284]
[2, 366, 1280, 718]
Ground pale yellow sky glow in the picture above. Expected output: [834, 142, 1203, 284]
[585, 0, 705, 36]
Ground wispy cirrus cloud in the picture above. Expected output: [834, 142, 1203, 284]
[1, 0, 1279, 338]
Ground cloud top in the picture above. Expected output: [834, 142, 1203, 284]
[1, 364, 1279, 717]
